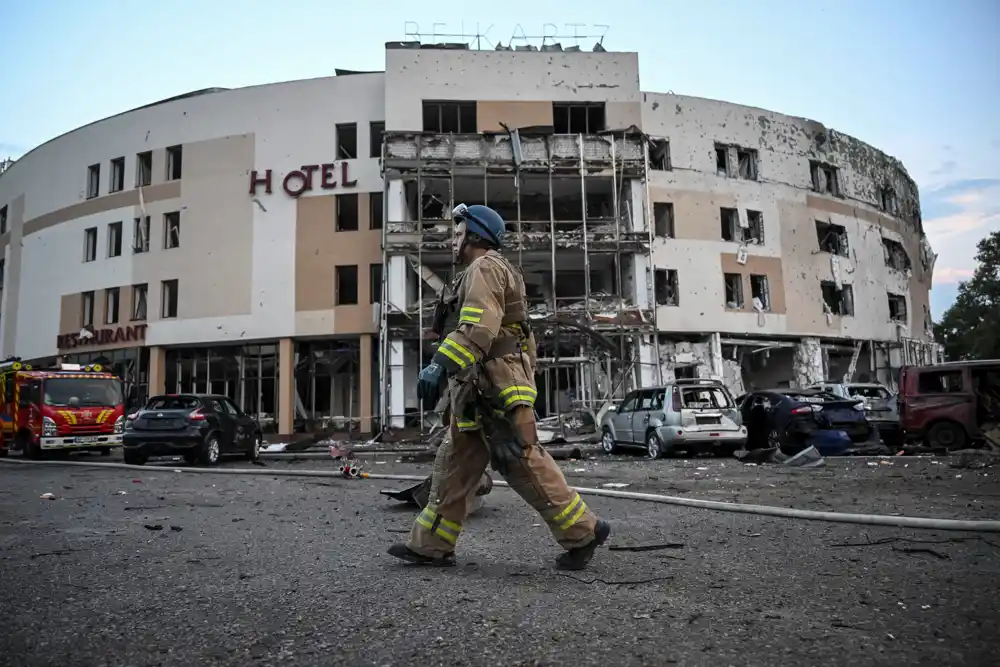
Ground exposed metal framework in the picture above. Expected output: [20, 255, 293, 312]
[378, 130, 657, 430]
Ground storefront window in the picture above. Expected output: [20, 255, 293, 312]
[164, 344, 279, 433]
[62, 347, 149, 412]
[293, 340, 360, 433]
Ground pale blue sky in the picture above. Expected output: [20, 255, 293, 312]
[2, 0, 997, 318]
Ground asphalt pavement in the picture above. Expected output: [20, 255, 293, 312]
[1, 451, 998, 667]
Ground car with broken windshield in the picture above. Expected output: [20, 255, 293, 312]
[738, 388, 873, 455]
[122, 393, 263, 466]
[808, 381, 901, 447]
[600, 379, 746, 458]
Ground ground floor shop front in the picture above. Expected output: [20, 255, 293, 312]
[46, 335, 377, 437]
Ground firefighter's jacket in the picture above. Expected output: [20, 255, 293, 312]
[431, 250, 538, 429]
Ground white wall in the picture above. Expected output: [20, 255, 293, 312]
[0, 74, 387, 359]
[384, 48, 641, 130]
[642, 92, 930, 343]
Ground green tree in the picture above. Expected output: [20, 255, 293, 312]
[935, 229, 1000, 360]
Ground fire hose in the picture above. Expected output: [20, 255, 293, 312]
[2, 457, 999, 533]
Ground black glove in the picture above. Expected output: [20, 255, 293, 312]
[416, 362, 446, 410]
[484, 412, 525, 476]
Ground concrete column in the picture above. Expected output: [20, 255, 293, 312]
[278, 338, 294, 436]
[792, 337, 824, 388]
[388, 339, 406, 428]
[148, 346, 166, 395]
[629, 178, 648, 233]
[708, 333, 724, 380]
[636, 336, 657, 388]
[359, 334, 373, 434]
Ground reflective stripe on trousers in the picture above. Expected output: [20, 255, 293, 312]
[415, 506, 463, 546]
[549, 492, 589, 532]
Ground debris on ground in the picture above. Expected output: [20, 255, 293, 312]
[380, 471, 493, 516]
[39, 493, 56, 500]
[601, 482, 630, 489]
[949, 449, 1000, 469]
[735, 446, 825, 467]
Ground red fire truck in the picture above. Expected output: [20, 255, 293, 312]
[0, 357, 126, 459]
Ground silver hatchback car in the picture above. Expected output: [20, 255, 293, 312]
[600, 379, 747, 458]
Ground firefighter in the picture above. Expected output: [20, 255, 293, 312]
[387, 203, 611, 570]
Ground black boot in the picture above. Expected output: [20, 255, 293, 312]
[387, 543, 456, 567]
[555, 520, 611, 571]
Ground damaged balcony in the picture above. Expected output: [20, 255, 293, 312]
[382, 130, 647, 174]
[384, 251, 654, 339]
[385, 173, 650, 254]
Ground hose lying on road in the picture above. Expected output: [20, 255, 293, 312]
[3, 457, 998, 534]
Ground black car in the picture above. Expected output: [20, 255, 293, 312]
[738, 388, 873, 453]
[123, 394, 263, 466]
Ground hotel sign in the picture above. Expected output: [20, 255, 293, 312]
[249, 162, 358, 198]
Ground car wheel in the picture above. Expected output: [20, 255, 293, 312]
[246, 433, 262, 461]
[200, 435, 221, 466]
[766, 428, 783, 449]
[646, 431, 665, 459]
[0, 447, 7, 459]
[926, 422, 966, 451]
[601, 428, 618, 455]
[123, 450, 146, 466]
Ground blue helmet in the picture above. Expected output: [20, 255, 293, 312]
[453, 203, 505, 248]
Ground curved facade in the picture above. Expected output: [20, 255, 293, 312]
[0, 42, 940, 436]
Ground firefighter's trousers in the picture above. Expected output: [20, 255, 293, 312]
[406, 404, 600, 558]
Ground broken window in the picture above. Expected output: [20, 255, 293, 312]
[882, 238, 911, 271]
[654, 269, 679, 306]
[648, 138, 671, 170]
[131, 284, 148, 321]
[0, 205, 7, 234]
[108, 222, 122, 257]
[815, 220, 849, 256]
[745, 210, 765, 244]
[166, 145, 183, 180]
[422, 101, 477, 133]
[369, 121, 385, 158]
[720, 207, 739, 241]
[136, 151, 152, 187]
[161, 279, 179, 319]
[736, 147, 759, 180]
[110, 157, 125, 193]
[335, 265, 359, 305]
[336, 123, 357, 160]
[653, 202, 675, 237]
[724, 273, 744, 309]
[104, 287, 120, 325]
[887, 292, 907, 322]
[715, 145, 729, 176]
[164, 212, 180, 249]
[336, 193, 359, 231]
[369, 263, 383, 304]
[750, 274, 771, 311]
[810, 161, 840, 196]
[879, 185, 898, 215]
[369, 192, 383, 229]
[553, 102, 605, 134]
[133, 216, 150, 253]
[83, 227, 97, 262]
[81, 291, 95, 327]
[87, 164, 100, 199]
[917, 369, 963, 394]
[821, 281, 855, 316]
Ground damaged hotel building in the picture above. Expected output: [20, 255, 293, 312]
[0, 42, 941, 436]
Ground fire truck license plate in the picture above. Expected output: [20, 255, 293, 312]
[75, 437, 97, 444]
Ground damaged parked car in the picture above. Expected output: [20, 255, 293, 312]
[808, 381, 902, 447]
[738, 388, 874, 456]
[601, 379, 747, 458]
[898, 360, 1000, 451]
[123, 394, 263, 466]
